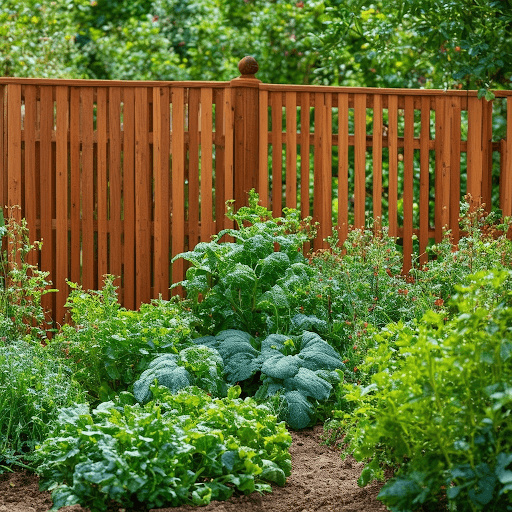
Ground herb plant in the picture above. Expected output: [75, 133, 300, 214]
[193, 329, 344, 429]
[0, 338, 85, 467]
[36, 385, 292, 511]
[326, 270, 512, 511]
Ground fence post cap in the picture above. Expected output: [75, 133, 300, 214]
[238, 56, 259, 78]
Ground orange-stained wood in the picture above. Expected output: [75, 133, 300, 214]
[402, 95, 414, 273]
[108, 87, 123, 289]
[285, 92, 297, 208]
[419, 96, 430, 265]
[69, 87, 81, 285]
[271, 91, 283, 216]
[467, 97, 483, 208]
[81, 87, 95, 291]
[134, 87, 150, 308]
[372, 94, 383, 223]
[300, 92, 310, 220]
[171, 87, 185, 293]
[354, 94, 366, 229]
[188, 88, 200, 247]
[153, 86, 170, 299]
[338, 93, 349, 244]
[449, 96, 461, 242]
[258, 90, 269, 207]
[55, 86, 68, 325]
[97, 87, 108, 282]
[388, 95, 398, 237]
[504, 99, 512, 221]
[223, 86, 234, 231]
[24, 85, 38, 267]
[200, 88, 214, 239]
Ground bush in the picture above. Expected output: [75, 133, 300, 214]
[325, 270, 512, 511]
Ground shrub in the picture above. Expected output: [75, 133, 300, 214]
[325, 270, 512, 511]
[36, 385, 292, 511]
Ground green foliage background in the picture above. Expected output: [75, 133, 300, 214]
[2, 0, 511, 91]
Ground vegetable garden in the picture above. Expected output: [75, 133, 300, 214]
[1, 190, 512, 511]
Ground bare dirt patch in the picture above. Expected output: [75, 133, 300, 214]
[0, 425, 387, 512]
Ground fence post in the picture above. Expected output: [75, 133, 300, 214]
[230, 56, 261, 208]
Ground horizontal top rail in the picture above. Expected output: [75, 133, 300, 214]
[1, 76, 511, 97]
[0, 77, 232, 88]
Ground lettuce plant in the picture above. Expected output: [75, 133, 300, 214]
[193, 329, 344, 429]
[133, 344, 228, 402]
[36, 385, 292, 511]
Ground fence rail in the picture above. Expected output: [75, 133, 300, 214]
[1, 58, 512, 324]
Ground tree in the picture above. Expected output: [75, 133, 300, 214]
[0, 0, 85, 78]
[317, 0, 512, 95]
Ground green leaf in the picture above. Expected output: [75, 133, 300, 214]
[283, 390, 314, 429]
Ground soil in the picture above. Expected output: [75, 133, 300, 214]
[0, 425, 388, 512]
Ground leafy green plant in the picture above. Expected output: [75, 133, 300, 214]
[0, 208, 54, 341]
[0, 338, 85, 467]
[52, 275, 196, 402]
[193, 329, 344, 429]
[133, 344, 228, 402]
[326, 270, 512, 511]
[36, 385, 292, 511]
[172, 190, 318, 336]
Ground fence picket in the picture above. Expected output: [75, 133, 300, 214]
[354, 94, 367, 229]
[337, 93, 349, 243]
[200, 88, 214, 240]
[285, 92, 297, 208]
[388, 95, 398, 238]
[450, 96, 461, 241]
[372, 94, 383, 223]
[419, 97, 430, 265]
[271, 91, 283, 216]
[97, 88, 108, 282]
[403, 95, 414, 273]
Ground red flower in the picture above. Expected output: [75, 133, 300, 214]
[434, 298, 444, 307]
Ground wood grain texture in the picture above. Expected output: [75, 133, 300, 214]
[337, 93, 349, 244]
[271, 91, 283, 216]
[285, 92, 297, 209]
[372, 94, 383, 223]
[96, 87, 108, 282]
[419, 97, 431, 265]
[200, 88, 214, 240]
[402, 95, 414, 273]
[354, 94, 366, 229]
[387, 95, 398, 237]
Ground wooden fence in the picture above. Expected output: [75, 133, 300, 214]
[1, 57, 512, 324]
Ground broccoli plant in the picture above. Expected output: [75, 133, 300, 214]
[133, 345, 228, 403]
[192, 329, 344, 429]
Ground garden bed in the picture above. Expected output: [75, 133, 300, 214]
[1, 426, 387, 512]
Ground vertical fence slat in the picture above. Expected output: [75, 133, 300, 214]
[434, 97, 445, 242]
[467, 97, 483, 207]
[450, 96, 461, 241]
[97, 87, 108, 282]
[285, 92, 297, 208]
[0, 86, 5, 208]
[354, 93, 366, 229]
[108, 87, 122, 288]
[24, 85, 38, 266]
[69, 88, 81, 285]
[258, 90, 269, 207]
[271, 92, 282, 216]
[223, 87, 234, 229]
[188, 89, 200, 247]
[39, 86, 54, 318]
[372, 94, 383, 223]
[7, 84, 21, 215]
[171, 87, 185, 291]
[81, 87, 94, 291]
[214, 89, 225, 230]
[482, 99, 493, 211]
[338, 93, 349, 243]
[504, 99, 512, 223]
[323, 94, 332, 245]
[402, 96, 414, 273]
[419, 97, 430, 265]
[134, 87, 150, 307]
[122, 88, 136, 309]
[200, 88, 214, 239]
[153, 86, 170, 299]
[300, 92, 310, 221]
[55, 86, 68, 324]
[388, 95, 398, 237]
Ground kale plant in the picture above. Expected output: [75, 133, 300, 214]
[193, 329, 344, 429]
[133, 344, 228, 403]
[171, 190, 319, 336]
